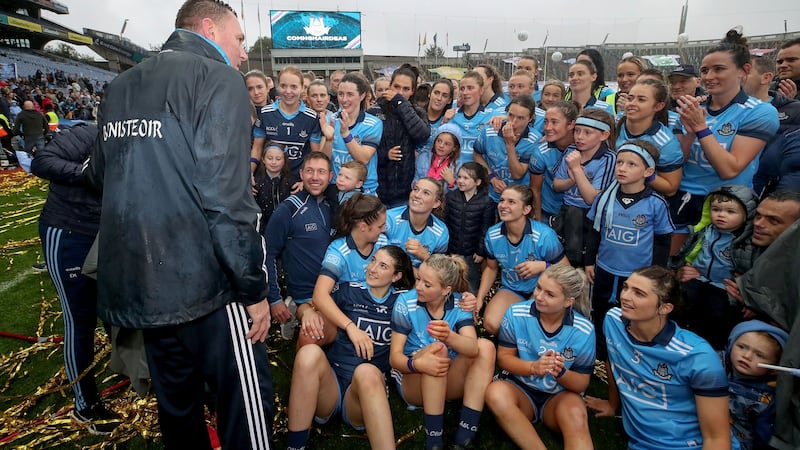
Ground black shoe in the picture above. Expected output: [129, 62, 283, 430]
[70, 403, 120, 436]
[32, 262, 47, 272]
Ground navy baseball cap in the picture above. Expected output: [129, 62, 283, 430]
[669, 64, 699, 78]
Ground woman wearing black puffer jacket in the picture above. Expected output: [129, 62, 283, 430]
[444, 161, 497, 293]
[368, 64, 430, 208]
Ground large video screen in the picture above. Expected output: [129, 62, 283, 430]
[270, 11, 361, 50]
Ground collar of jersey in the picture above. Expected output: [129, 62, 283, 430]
[175, 28, 231, 66]
[500, 219, 533, 241]
[400, 206, 434, 230]
[622, 317, 677, 346]
[528, 301, 575, 327]
[706, 88, 749, 117]
[624, 120, 661, 139]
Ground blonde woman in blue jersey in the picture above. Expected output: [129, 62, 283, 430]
[586, 266, 736, 450]
[390, 254, 492, 450]
[287, 246, 415, 450]
[443, 71, 489, 165]
[670, 29, 779, 249]
[485, 264, 595, 450]
[617, 79, 684, 197]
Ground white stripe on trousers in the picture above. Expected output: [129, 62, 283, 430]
[225, 303, 271, 450]
[45, 226, 87, 410]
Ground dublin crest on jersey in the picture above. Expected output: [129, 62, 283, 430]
[632, 214, 647, 227]
[718, 123, 734, 136]
[653, 362, 673, 380]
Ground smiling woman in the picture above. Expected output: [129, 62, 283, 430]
[586, 266, 736, 450]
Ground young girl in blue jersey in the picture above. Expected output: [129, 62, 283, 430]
[303, 194, 387, 348]
[250, 65, 323, 187]
[565, 60, 614, 115]
[321, 72, 384, 195]
[444, 162, 496, 293]
[587, 140, 675, 361]
[474, 95, 541, 203]
[390, 254, 493, 450]
[414, 123, 462, 190]
[287, 245, 415, 450]
[368, 64, 431, 208]
[553, 108, 617, 268]
[485, 264, 595, 450]
[474, 64, 508, 116]
[419, 79, 454, 154]
[385, 177, 450, 269]
[586, 266, 736, 450]
[670, 29, 779, 250]
[477, 185, 567, 335]
[528, 101, 578, 224]
[442, 71, 489, 165]
[617, 79, 684, 198]
[253, 143, 292, 233]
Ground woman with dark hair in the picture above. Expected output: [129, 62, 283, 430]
[670, 29, 779, 250]
[287, 246, 415, 450]
[474, 63, 508, 116]
[303, 194, 388, 347]
[419, 79, 454, 154]
[321, 72, 384, 195]
[477, 185, 567, 335]
[367, 64, 431, 208]
[575, 48, 615, 100]
[586, 266, 735, 450]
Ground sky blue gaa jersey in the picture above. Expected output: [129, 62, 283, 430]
[253, 100, 322, 178]
[385, 206, 449, 268]
[474, 123, 541, 202]
[498, 301, 595, 395]
[617, 121, 684, 174]
[587, 188, 674, 276]
[482, 93, 509, 118]
[604, 307, 736, 450]
[391, 289, 474, 360]
[554, 144, 616, 209]
[680, 90, 779, 195]
[528, 141, 566, 217]
[331, 110, 383, 194]
[327, 282, 404, 380]
[484, 219, 565, 293]
[449, 107, 489, 166]
[320, 233, 389, 283]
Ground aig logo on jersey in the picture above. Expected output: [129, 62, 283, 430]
[612, 361, 669, 409]
[605, 224, 640, 247]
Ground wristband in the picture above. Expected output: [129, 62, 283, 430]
[343, 133, 354, 144]
[250, 157, 260, 166]
[407, 357, 416, 373]
[545, 261, 552, 269]
[696, 128, 713, 139]
[488, 172, 497, 180]
[556, 366, 567, 378]
[344, 321, 354, 331]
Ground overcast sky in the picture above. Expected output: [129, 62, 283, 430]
[40, 0, 799, 57]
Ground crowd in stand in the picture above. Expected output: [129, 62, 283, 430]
[14, 1, 800, 448]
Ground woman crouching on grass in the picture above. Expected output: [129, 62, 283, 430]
[390, 254, 493, 450]
[287, 246, 415, 450]
[485, 264, 596, 450]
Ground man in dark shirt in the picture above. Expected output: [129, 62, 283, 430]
[13, 100, 47, 154]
